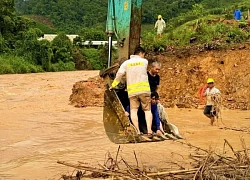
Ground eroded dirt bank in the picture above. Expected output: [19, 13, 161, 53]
[70, 44, 250, 110]
[0, 71, 249, 180]
[158, 44, 250, 110]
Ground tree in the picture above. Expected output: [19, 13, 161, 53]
[51, 33, 73, 63]
[192, 4, 205, 17]
[0, 0, 15, 36]
[15, 28, 44, 64]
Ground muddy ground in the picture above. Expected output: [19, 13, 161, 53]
[0, 69, 249, 179]
[70, 44, 250, 110]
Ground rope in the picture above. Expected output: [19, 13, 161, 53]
[198, 85, 207, 104]
[203, 93, 249, 134]
[210, 94, 226, 126]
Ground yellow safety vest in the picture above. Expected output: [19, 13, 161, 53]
[111, 55, 150, 97]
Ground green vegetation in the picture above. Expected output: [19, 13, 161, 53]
[0, 55, 43, 74]
[142, 16, 249, 51]
[23, 15, 57, 34]
[0, 0, 114, 74]
[31, 21, 56, 34]
[141, 1, 250, 51]
[0, 0, 249, 74]
[14, 0, 250, 33]
[15, 0, 107, 33]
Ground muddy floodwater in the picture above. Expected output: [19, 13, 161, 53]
[0, 71, 249, 180]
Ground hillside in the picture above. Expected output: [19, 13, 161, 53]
[24, 15, 57, 34]
[157, 43, 250, 110]
[69, 43, 250, 110]
[15, 0, 250, 33]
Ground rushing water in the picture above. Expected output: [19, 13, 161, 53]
[0, 71, 249, 180]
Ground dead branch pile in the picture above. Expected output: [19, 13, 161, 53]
[59, 139, 250, 180]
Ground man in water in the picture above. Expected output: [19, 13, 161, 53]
[203, 78, 221, 125]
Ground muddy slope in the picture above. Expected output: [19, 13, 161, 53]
[70, 44, 250, 110]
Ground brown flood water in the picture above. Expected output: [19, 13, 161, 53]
[0, 71, 249, 180]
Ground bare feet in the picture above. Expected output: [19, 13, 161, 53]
[156, 129, 163, 135]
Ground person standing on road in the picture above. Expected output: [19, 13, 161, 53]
[203, 78, 221, 126]
[109, 46, 152, 141]
[154, 15, 166, 38]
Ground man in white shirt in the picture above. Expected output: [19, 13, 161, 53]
[203, 78, 221, 125]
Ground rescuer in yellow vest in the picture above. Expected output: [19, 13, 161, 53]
[109, 46, 152, 141]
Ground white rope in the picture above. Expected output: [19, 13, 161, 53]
[210, 94, 226, 126]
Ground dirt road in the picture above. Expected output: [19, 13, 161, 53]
[0, 71, 249, 180]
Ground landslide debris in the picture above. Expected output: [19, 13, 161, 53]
[158, 44, 250, 110]
[69, 44, 250, 110]
[69, 76, 105, 107]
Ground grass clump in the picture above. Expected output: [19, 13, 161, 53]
[0, 55, 43, 74]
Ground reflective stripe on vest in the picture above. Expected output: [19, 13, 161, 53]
[127, 81, 150, 95]
[111, 79, 119, 88]
[127, 62, 144, 67]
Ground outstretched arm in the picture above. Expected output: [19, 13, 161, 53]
[110, 62, 127, 90]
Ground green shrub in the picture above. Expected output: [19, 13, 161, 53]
[165, 16, 249, 47]
[172, 27, 196, 46]
[51, 33, 73, 64]
[214, 23, 228, 34]
[83, 48, 103, 70]
[51, 61, 75, 72]
[239, 18, 248, 28]
[195, 23, 220, 43]
[192, 4, 205, 17]
[33, 22, 56, 34]
[226, 28, 248, 43]
[0, 34, 8, 53]
[142, 32, 172, 51]
[0, 64, 14, 74]
[0, 54, 43, 74]
[168, 14, 198, 31]
[98, 45, 116, 69]
[79, 28, 107, 41]
[141, 32, 155, 51]
[209, 8, 224, 15]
